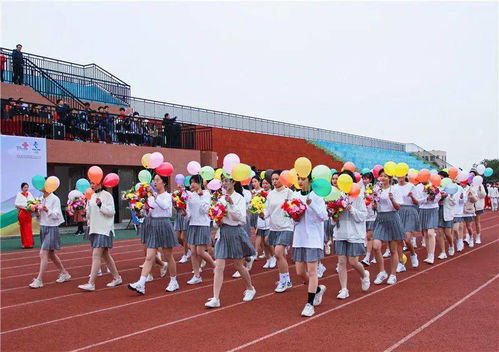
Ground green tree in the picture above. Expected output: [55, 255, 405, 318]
[480, 158, 499, 183]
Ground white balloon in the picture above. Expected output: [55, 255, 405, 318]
[476, 164, 486, 175]
[472, 175, 483, 186]
[68, 189, 81, 200]
[457, 171, 468, 182]
[430, 169, 438, 175]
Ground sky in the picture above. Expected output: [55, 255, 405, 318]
[1, 1, 497, 169]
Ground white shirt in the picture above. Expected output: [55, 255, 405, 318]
[376, 187, 400, 212]
[39, 193, 64, 226]
[361, 184, 376, 222]
[332, 196, 367, 243]
[452, 185, 466, 217]
[393, 183, 417, 206]
[242, 189, 252, 207]
[488, 186, 499, 198]
[471, 184, 486, 211]
[185, 190, 211, 226]
[220, 191, 247, 226]
[147, 192, 173, 218]
[263, 187, 295, 232]
[292, 191, 328, 249]
[87, 190, 115, 236]
[15, 191, 35, 209]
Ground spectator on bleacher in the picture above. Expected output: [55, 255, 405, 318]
[162, 113, 177, 147]
[76, 105, 90, 141]
[150, 123, 161, 147]
[18, 98, 29, 116]
[142, 120, 153, 146]
[130, 112, 141, 145]
[96, 107, 108, 143]
[39, 105, 52, 120]
[0, 53, 6, 82]
[55, 99, 70, 124]
[6, 97, 19, 119]
[12, 44, 24, 85]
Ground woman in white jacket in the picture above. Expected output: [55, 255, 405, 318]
[470, 170, 486, 245]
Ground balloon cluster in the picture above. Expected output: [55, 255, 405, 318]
[31, 174, 60, 194]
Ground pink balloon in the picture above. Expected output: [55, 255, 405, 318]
[187, 161, 201, 175]
[149, 152, 164, 169]
[223, 153, 240, 166]
[156, 162, 174, 177]
[102, 173, 120, 188]
[372, 165, 382, 179]
[354, 172, 361, 183]
[207, 179, 222, 191]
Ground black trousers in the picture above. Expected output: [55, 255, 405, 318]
[13, 64, 23, 85]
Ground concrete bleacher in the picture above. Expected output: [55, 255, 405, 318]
[311, 140, 434, 171]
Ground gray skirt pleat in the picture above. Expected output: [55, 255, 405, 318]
[475, 209, 484, 216]
[174, 212, 189, 231]
[268, 230, 293, 246]
[324, 220, 334, 240]
[366, 220, 375, 231]
[89, 233, 114, 248]
[292, 247, 324, 262]
[333, 240, 366, 257]
[453, 217, 464, 223]
[373, 211, 406, 242]
[420, 208, 439, 230]
[244, 214, 252, 237]
[139, 216, 151, 244]
[250, 213, 258, 228]
[463, 216, 475, 223]
[438, 206, 453, 228]
[187, 225, 212, 245]
[256, 228, 270, 237]
[214, 225, 256, 259]
[399, 205, 421, 232]
[40, 226, 61, 250]
[147, 217, 177, 248]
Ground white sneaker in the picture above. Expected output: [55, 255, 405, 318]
[269, 256, 277, 268]
[160, 263, 168, 278]
[29, 278, 43, 289]
[187, 276, 203, 285]
[78, 283, 95, 291]
[438, 252, 447, 260]
[396, 263, 406, 273]
[374, 271, 388, 285]
[165, 280, 180, 292]
[337, 288, 349, 299]
[205, 297, 221, 308]
[179, 255, 189, 264]
[403, 245, 408, 251]
[139, 264, 144, 269]
[423, 255, 434, 264]
[469, 237, 474, 248]
[246, 256, 255, 271]
[201, 259, 207, 268]
[97, 268, 103, 277]
[313, 285, 327, 306]
[475, 234, 482, 244]
[128, 281, 145, 295]
[387, 275, 397, 285]
[318, 263, 326, 278]
[232, 271, 241, 278]
[301, 303, 315, 317]
[371, 258, 377, 264]
[383, 249, 391, 258]
[146, 274, 154, 282]
[422, 238, 426, 248]
[448, 247, 455, 256]
[56, 273, 71, 283]
[361, 271, 370, 291]
[258, 253, 266, 259]
[411, 237, 417, 248]
[263, 259, 270, 269]
[410, 253, 419, 268]
[324, 244, 331, 255]
[243, 288, 256, 302]
[107, 276, 122, 287]
[275, 281, 291, 293]
[361, 258, 370, 267]
[464, 234, 470, 245]
[456, 240, 464, 252]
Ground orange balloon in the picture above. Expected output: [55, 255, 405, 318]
[349, 183, 361, 198]
[409, 173, 419, 185]
[418, 169, 430, 183]
[448, 167, 458, 180]
[430, 174, 441, 187]
[342, 161, 356, 172]
[241, 178, 251, 186]
[85, 188, 94, 200]
[279, 170, 292, 187]
[88, 166, 103, 184]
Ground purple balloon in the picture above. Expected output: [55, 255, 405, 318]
[467, 173, 474, 184]
[175, 174, 185, 186]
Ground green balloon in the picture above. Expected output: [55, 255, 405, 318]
[32, 174, 45, 191]
[441, 177, 452, 189]
[312, 178, 332, 197]
[184, 175, 192, 187]
[312, 165, 332, 182]
[200, 166, 215, 181]
[138, 170, 152, 184]
[361, 168, 371, 175]
[330, 168, 337, 175]
[324, 186, 342, 201]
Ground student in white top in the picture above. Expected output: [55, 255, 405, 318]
[360, 172, 378, 267]
[29, 189, 71, 288]
[462, 184, 478, 247]
[452, 182, 468, 252]
[470, 170, 487, 245]
[488, 182, 499, 211]
[291, 174, 329, 317]
[417, 180, 442, 265]
[254, 177, 274, 269]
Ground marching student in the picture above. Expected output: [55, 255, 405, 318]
[452, 182, 466, 252]
[185, 175, 215, 285]
[437, 172, 456, 259]
[174, 184, 191, 264]
[360, 172, 377, 266]
[232, 184, 255, 277]
[78, 181, 122, 291]
[333, 171, 370, 300]
[205, 175, 257, 308]
[292, 174, 328, 317]
[254, 176, 275, 269]
[250, 176, 262, 238]
[29, 186, 71, 288]
[262, 170, 295, 293]
[462, 183, 478, 247]
[489, 182, 499, 211]
[470, 170, 487, 244]
[418, 177, 441, 264]
[372, 169, 405, 285]
[128, 174, 179, 295]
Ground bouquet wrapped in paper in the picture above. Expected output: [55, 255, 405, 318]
[208, 202, 227, 223]
[249, 190, 268, 214]
[26, 198, 42, 213]
[281, 198, 307, 221]
[326, 195, 349, 220]
[210, 190, 223, 206]
[172, 189, 189, 209]
[424, 184, 440, 198]
[66, 196, 86, 217]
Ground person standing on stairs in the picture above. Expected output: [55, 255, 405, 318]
[12, 44, 24, 85]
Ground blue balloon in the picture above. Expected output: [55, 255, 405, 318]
[483, 167, 493, 177]
[330, 168, 337, 175]
[184, 175, 192, 188]
[76, 178, 91, 193]
[444, 183, 458, 195]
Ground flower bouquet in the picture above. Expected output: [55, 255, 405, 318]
[281, 198, 307, 221]
[425, 184, 440, 198]
[210, 190, 223, 206]
[172, 189, 189, 209]
[26, 198, 42, 212]
[208, 202, 227, 222]
[66, 196, 86, 216]
[326, 195, 348, 220]
[249, 190, 268, 214]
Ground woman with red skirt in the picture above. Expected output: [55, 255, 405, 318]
[15, 182, 35, 248]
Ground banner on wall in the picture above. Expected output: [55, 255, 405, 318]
[0, 135, 47, 237]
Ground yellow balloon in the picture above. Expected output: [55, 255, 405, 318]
[395, 162, 409, 177]
[214, 168, 224, 180]
[260, 171, 266, 180]
[288, 168, 298, 187]
[232, 163, 251, 182]
[294, 157, 312, 177]
[402, 254, 407, 265]
[337, 174, 353, 193]
[44, 176, 60, 193]
[384, 161, 396, 176]
[141, 153, 151, 169]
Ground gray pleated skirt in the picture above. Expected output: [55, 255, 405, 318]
[324, 220, 334, 240]
[463, 216, 475, 223]
[366, 221, 375, 231]
[256, 229, 270, 237]
[420, 208, 439, 230]
[333, 240, 366, 257]
[399, 205, 421, 232]
[292, 247, 324, 262]
[373, 211, 406, 242]
[40, 226, 61, 250]
[174, 212, 189, 231]
[89, 233, 114, 248]
[250, 213, 258, 228]
[214, 225, 256, 259]
[244, 215, 252, 237]
[475, 209, 484, 216]
[147, 217, 177, 248]
[139, 216, 151, 244]
[438, 206, 453, 228]
[187, 225, 211, 245]
[268, 230, 293, 246]
[453, 217, 464, 223]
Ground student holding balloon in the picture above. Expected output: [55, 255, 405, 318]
[469, 170, 486, 245]
[360, 172, 377, 267]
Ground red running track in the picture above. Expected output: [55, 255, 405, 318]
[1, 212, 498, 351]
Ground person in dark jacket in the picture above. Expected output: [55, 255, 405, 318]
[12, 44, 24, 85]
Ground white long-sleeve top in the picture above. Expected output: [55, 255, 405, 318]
[243, 189, 252, 208]
[471, 184, 486, 211]
[292, 191, 328, 249]
[15, 191, 35, 209]
[488, 186, 499, 198]
[333, 196, 367, 243]
[147, 192, 173, 218]
[263, 187, 295, 232]
[39, 193, 64, 226]
[376, 187, 401, 212]
[417, 184, 441, 209]
[453, 185, 466, 217]
[442, 193, 457, 222]
[462, 186, 477, 217]
[393, 183, 418, 206]
[185, 190, 211, 226]
[361, 184, 376, 222]
[87, 190, 115, 236]
[220, 191, 247, 226]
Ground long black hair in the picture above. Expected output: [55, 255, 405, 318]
[362, 172, 374, 184]
[234, 181, 244, 196]
[190, 174, 204, 190]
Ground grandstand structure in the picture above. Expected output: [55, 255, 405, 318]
[0, 47, 447, 222]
